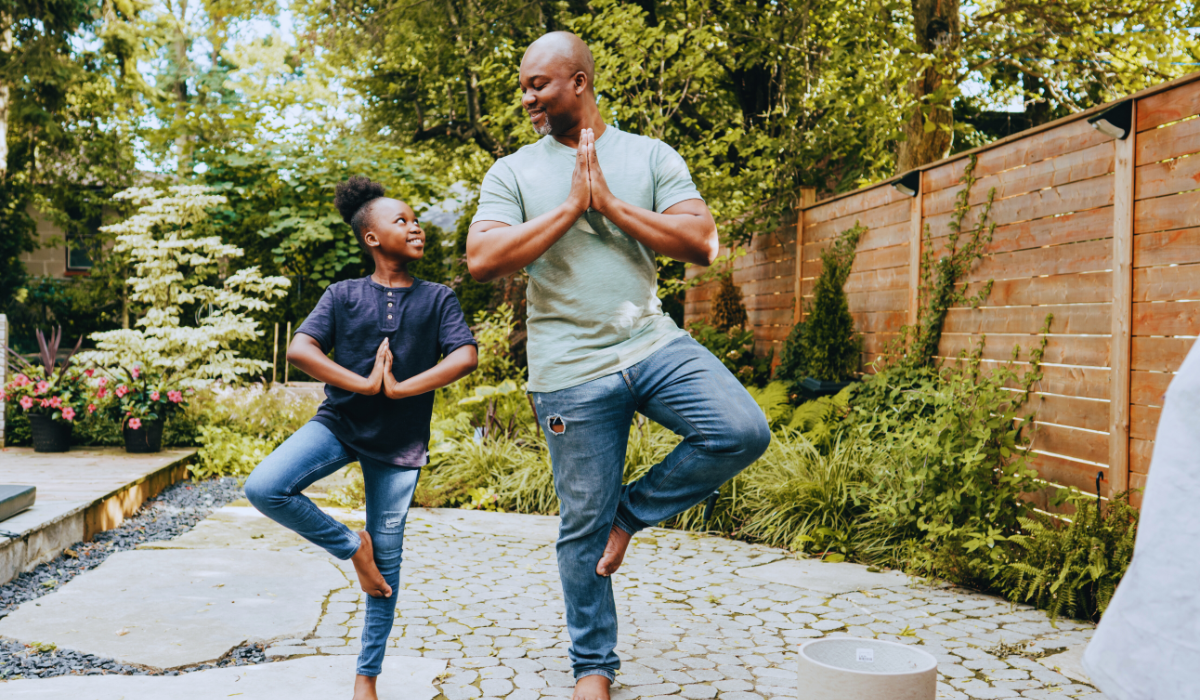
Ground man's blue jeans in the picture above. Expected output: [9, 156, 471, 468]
[244, 421, 420, 677]
[531, 335, 771, 681]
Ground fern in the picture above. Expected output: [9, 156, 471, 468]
[747, 381, 791, 426]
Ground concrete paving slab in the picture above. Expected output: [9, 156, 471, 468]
[409, 507, 560, 543]
[735, 556, 911, 595]
[0, 548, 347, 669]
[138, 504, 310, 551]
[1039, 644, 1092, 684]
[0, 653, 446, 699]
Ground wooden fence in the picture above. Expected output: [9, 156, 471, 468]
[685, 72, 1200, 507]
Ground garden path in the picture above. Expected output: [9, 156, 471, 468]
[2, 496, 1109, 700]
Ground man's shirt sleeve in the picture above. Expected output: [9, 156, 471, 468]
[471, 161, 525, 226]
[652, 141, 704, 214]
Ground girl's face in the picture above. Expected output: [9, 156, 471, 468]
[363, 198, 425, 262]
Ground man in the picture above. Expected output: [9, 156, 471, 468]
[467, 32, 771, 700]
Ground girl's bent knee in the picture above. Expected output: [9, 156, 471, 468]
[243, 472, 281, 511]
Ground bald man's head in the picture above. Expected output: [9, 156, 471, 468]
[519, 32, 598, 136]
[522, 32, 595, 93]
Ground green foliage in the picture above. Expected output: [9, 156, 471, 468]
[745, 381, 791, 428]
[773, 321, 806, 398]
[793, 224, 866, 382]
[1002, 490, 1139, 622]
[687, 321, 772, 387]
[710, 273, 748, 332]
[470, 304, 524, 387]
[190, 385, 321, 480]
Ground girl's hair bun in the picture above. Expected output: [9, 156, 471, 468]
[334, 175, 386, 225]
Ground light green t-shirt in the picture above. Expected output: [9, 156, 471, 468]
[472, 126, 702, 393]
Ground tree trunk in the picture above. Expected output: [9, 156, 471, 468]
[0, 13, 12, 179]
[896, 0, 960, 172]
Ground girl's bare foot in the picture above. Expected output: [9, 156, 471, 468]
[352, 673, 379, 700]
[573, 674, 611, 700]
[351, 531, 392, 598]
[596, 526, 631, 577]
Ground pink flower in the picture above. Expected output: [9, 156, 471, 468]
[15, 374, 30, 387]
[128, 417, 142, 430]
[97, 377, 108, 388]
[62, 407, 76, 421]
[48, 396, 63, 409]
[131, 367, 141, 379]
[168, 390, 183, 403]
[150, 391, 161, 401]
[87, 403, 97, 414]
[35, 381, 50, 394]
[96, 387, 108, 399]
[39, 399, 50, 408]
[116, 385, 129, 398]
[19, 396, 34, 410]
[84, 369, 95, 377]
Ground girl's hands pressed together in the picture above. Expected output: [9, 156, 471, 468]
[361, 338, 391, 396]
[382, 347, 407, 400]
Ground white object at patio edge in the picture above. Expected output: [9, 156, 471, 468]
[796, 637, 936, 700]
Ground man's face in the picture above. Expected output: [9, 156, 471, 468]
[519, 49, 585, 136]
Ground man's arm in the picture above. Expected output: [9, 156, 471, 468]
[467, 145, 592, 282]
[287, 334, 389, 395]
[583, 128, 719, 266]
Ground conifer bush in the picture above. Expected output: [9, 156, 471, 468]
[788, 224, 865, 382]
[710, 272, 748, 332]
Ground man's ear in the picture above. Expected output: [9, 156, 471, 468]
[574, 71, 588, 96]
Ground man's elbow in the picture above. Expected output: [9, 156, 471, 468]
[466, 256, 497, 283]
[695, 228, 720, 266]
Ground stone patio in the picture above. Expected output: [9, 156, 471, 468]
[0, 494, 1109, 699]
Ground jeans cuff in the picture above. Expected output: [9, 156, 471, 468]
[575, 668, 616, 682]
[334, 530, 361, 561]
[613, 504, 646, 538]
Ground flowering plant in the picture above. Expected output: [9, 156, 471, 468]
[91, 364, 191, 429]
[2, 328, 89, 424]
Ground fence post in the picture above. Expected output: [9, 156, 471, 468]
[1108, 100, 1137, 498]
[0, 314, 6, 447]
[908, 173, 924, 327]
[793, 187, 817, 325]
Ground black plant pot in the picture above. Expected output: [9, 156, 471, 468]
[123, 419, 164, 454]
[798, 377, 855, 401]
[29, 413, 73, 453]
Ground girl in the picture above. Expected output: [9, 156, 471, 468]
[245, 175, 478, 700]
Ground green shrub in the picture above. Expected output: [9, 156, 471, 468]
[687, 320, 772, 387]
[791, 224, 865, 382]
[191, 384, 321, 480]
[1001, 490, 1139, 621]
[710, 272, 748, 332]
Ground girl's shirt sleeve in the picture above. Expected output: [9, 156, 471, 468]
[296, 285, 337, 352]
[438, 290, 478, 357]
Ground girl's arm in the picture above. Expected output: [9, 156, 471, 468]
[383, 344, 479, 400]
[287, 334, 390, 395]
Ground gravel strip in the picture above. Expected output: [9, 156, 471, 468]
[0, 477, 274, 679]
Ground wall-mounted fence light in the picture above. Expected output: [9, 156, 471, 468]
[1088, 100, 1133, 140]
[892, 170, 921, 197]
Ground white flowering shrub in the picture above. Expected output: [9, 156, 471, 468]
[79, 186, 291, 389]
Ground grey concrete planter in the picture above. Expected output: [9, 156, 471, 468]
[796, 637, 937, 700]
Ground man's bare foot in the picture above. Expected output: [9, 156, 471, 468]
[596, 526, 632, 577]
[351, 531, 392, 598]
[352, 673, 378, 700]
[573, 674, 611, 700]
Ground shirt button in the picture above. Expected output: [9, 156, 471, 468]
[387, 292, 392, 296]
[388, 302, 393, 307]
[387, 314, 393, 319]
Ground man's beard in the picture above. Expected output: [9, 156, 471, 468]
[533, 119, 553, 136]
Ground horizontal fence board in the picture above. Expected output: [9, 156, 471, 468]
[1136, 111, 1200, 164]
[1133, 299, 1200, 336]
[1021, 393, 1110, 432]
[1131, 404, 1162, 441]
[1135, 227, 1200, 267]
[924, 175, 1114, 236]
[1130, 438, 1154, 475]
[962, 272, 1111, 307]
[843, 266, 911, 294]
[961, 238, 1113, 284]
[845, 288, 909, 313]
[924, 142, 1114, 218]
[1133, 263, 1200, 302]
[850, 310, 906, 333]
[803, 221, 911, 261]
[807, 199, 910, 243]
[1134, 187, 1200, 233]
[806, 186, 911, 225]
[1029, 453, 1109, 497]
[744, 292, 795, 311]
[1137, 81, 1200, 132]
[938, 333, 1111, 368]
[1135, 153, 1200, 201]
[1131, 336, 1197, 371]
[733, 260, 796, 286]
[928, 206, 1112, 259]
[1030, 422, 1108, 465]
[1131, 370, 1173, 406]
[925, 120, 1111, 193]
[942, 304, 1110, 336]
